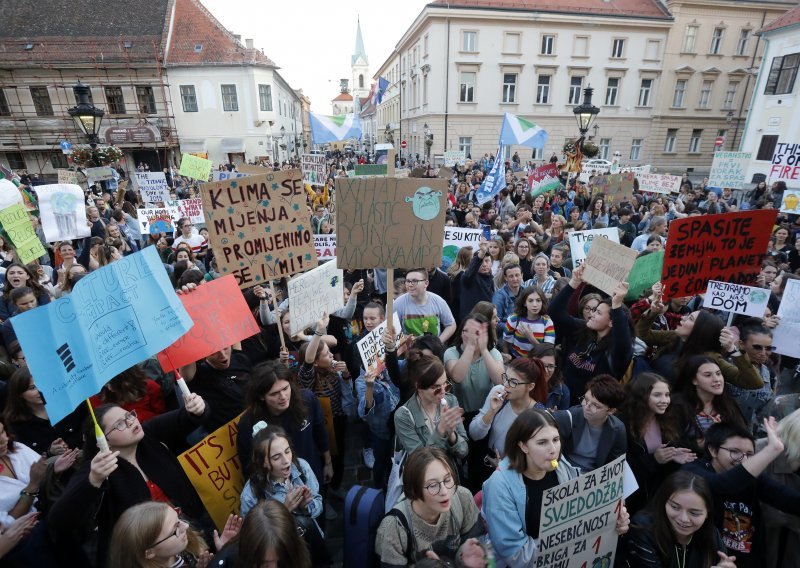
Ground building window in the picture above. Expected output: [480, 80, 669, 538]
[0, 90, 10, 116]
[462, 31, 476, 52]
[504, 33, 521, 54]
[50, 152, 68, 169]
[135, 86, 156, 114]
[459, 71, 476, 102]
[689, 129, 703, 153]
[756, 135, 779, 161]
[630, 139, 643, 161]
[664, 129, 678, 153]
[673, 79, 687, 108]
[723, 82, 738, 109]
[736, 30, 750, 56]
[699, 80, 713, 108]
[599, 138, 611, 160]
[569, 76, 583, 105]
[638, 79, 653, 107]
[765, 53, 799, 95]
[424, 34, 429, 55]
[683, 25, 698, 53]
[605, 77, 619, 105]
[221, 84, 239, 111]
[359, 75, 364, 89]
[541, 34, 554, 55]
[536, 75, 550, 104]
[4, 152, 25, 171]
[177, 85, 197, 113]
[104, 86, 126, 114]
[502, 73, 517, 103]
[611, 39, 625, 58]
[258, 84, 273, 112]
[423, 74, 429, 104]
[459, 136, 472, 158]
[532, 147, 544, 160]
[30, 87, 53, 116]
[710, 27, 724, 55]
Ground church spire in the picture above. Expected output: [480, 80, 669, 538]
[352, 17, 368, 66]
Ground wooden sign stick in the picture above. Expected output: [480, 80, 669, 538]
[269, 279, 286, 350]
[386, 268, 395, 336]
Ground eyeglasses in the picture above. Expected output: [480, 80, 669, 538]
[749, 344, 775, 352]
[405, 279, 426, 286]
[150, 517, 187, 548]
[103, 410, 138, 436]
[580, 396, 607, 412]
[424, 476, 456, 496]
[719, 446, 755, 463]
[502, 373, 532, 389]
[429, 381, 452, 395]
[542, 364, 556, 372]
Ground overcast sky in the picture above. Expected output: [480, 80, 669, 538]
[201, 0, 430, 112]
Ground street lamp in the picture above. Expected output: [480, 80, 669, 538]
[572, 87, 600, 137]
[67, 82, 104, 149]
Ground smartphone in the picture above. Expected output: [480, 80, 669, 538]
[481, 225, 491, 240]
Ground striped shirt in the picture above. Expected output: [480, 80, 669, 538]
[503, 314, 556, 357]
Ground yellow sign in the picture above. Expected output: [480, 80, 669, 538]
[179, 153, 213, 181]
[178, 416, 244, 531]
[0, 203, 46, 264]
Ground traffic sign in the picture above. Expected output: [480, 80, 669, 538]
[715, 136, 725, 147]
[401, 140, 407, 149]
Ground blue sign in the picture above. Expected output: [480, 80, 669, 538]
[60, 140, 73, 154]
[12, 247, 193, 424]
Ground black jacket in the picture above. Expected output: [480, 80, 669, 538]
[458, 252, 495, 321]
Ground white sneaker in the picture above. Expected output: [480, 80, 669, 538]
[362, 448, 375, 469]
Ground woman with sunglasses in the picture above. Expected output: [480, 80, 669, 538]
[49, 393, 213, 567]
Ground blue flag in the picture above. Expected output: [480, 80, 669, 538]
[12, 247, 193, 424]
[309, 113, 362, 144]
[475, 145, 507, 205]
[499, 113, 548, 149]
[372, 77, 389, 106]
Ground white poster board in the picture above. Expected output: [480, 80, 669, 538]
[443, 150, 466, 167]
[135, 172, 171, 204]
[583, 237, 638, 296]
[357, 313, 405, 375]
[772, 279, 800, 357]
[708, 152, 752, 189]
[85, 166, 115, 183]
[167, 198, 205, 225]
[34, 184, 91, 242]
[637, 173, 681, 194]
[301, 154, 327, 187]
[702, 280, 770, 318]
[287, 260, 344, 334]
[210, 171, 252, 182]
[568, 227, 620, 267]
[314, 234, 336, 260]
[137, 207, 175, 235]
[770, 141, 800, 183]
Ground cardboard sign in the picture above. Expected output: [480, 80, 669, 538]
[287, 260, 344, 335]
[11, 248, 193, 424]
[702, 280, 770, 318]
[568, 228, 620, 267]
[708, 152, 752, 189]
[157, 276, 260, 372]
[770, 142, 800, 182]
[34, 184, 91, 242]
[661, 210, 777, 300]
[85, 166, 115, 182]
[57, 169, 83, 185]
[201, 170, 316, 288]
[178, 416, 244, 532]
[535, 455, 626, 568]
[336, 177, 447, 269]
[314, 234, 336, 260]
[779, 189, 800, 213]
[593, 172, 635, 203]
[637, 173, 681, 194]
[179, 153, 213, 181]
[443, 150, 466, 167]
[356, 313, 405, 375]
[168, 198, 205, 225]
[0, 203, 47, 263]
[772, 278, 800, 357]
[135, 172, 170, 204]
[582, 237, 638, 296]
[624, 251, 664, 301]
[236, 164, 270, 175]
[137, 207, 175, 235]
[301, 154, 327, 186]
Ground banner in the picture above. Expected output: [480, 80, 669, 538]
[443, 151, 466, 167]
[178, 416, 244, 532]
[201, 170, 316, 287]
[301, 154, 326, 186]
[336, 177, 447, 269]
[12, 247, 193, 424]
[0, 203, 47, 263]
[33, 184, 91, 242]
[442, 227, 484, 267]
[637, 173, 681, 194]
[568, 227, 620, 267]
[179, 153, 213, 181]
[772, 278, 800, 357]
[135, 172, 171, 204]
[57, 169, 83, 185]
[137, 207, 175, 235]
[528, 163, 561, 197]
[314, 234, 336, 260]
[357, 313, 405, 375]
[624, 251, 664, 301]
[661, 210, 776, 300]
[157, 275, 260, 372]
[535, 455, 626, 568]
[779, 189, 800, 213]
[475, 145, 506, 205]
[702, 280, 770, 318]
[708, 152, 751, 189]
[287, 260, 344, 335]
[593, 172, 635, 203]
[582, 237, 638, 296]
[770, 142, 800, 183]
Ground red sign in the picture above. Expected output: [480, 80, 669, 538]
[715, 136, 725, 147]
[661, 210, 777, 300]
[527, 163, 559, 187]
[401, 140, 407, 148]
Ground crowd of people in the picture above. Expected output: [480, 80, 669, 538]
[0, 152, 798, 568]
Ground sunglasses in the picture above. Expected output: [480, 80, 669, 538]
[429, 380, 452, 394]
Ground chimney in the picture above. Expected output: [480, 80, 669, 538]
[233, 34, 242, 43]
[245, 38, 254, 49]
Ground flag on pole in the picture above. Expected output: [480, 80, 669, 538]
[309, 113, 362, 144]
[372, 77, 389, 106]
[475, 145, 507, 205]
[499, 113, 548, 149]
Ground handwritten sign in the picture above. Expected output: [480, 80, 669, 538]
[57, 169, 83, 185]
[661, 210, 776, 300]
[137, 207, 175, 235]
[34, 184, 91, 242]
[179, 153, 213, 181]
[11, 247, 193, 424]
[356, 313, 405, 375]
[157, 276, 260, 372]
[301, 154, 326, 186]
[336, 177, 447, 269]
[770, 142, 800, 182]
[442, 227, 484, 267]
[528, 163, 562, 197]
[85, 166, 115, 183]
[568, 228, 620, 267]
[287, 260, 344, 335]
[779, 189, 800, 213]
[135, 172, 171, 204]
[637, 173, 681, 194]
[200, 170, 316, 288]
[314, 234, 336, 260]
[772, 278, 800, 357]
[178, 416, 244, 531]
[582, 237, 638, 296]
[593, 172, 635, 203]
[443, 150, 466, 167]
[0, 203, 47, 263]
[624, 251, 664, 301]
[702, 280, 770, 318]
[708, 152, 751, 189]
[168, 198, 205, 225]
[535, 455, 626, 568]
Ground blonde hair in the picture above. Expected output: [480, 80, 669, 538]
[494, 252, 520, 288]
[446, 246, 473, 278]
[778, 408, 800, 466]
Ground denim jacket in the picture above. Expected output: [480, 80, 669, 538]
[355, 369, 400, 441]
[492, 284, 519, 333]
[239, 457, 323, 520]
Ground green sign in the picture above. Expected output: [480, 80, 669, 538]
[0, 203, 46, 264]
[179, 154, 213, 181]
[625, 250, 664, 301]
[354, 164, 387, 176]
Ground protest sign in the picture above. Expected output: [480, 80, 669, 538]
[354, 164, 387, 176]
[637, 173, 681, 194]
[0, 179, 23, 211]
[661, 210, 776, 300]
[357, 313, 405, 375]
[301, 153, 327, 186]
[568, 228, 620, 267]
[772, 278, 800, 357]
[779, 189, 800, 213]
[770, 142, 800, 183]
[336, 177, 447, 269]
[168, 198, 205, 225]
[314, 234, 336, 260]
[593, 172, 635, 203]
[210, 171, 251, 182]
[34, 184, 91, 242]
[201, 170, 316, 287]
[702, 280, 770, 318]
[179, 153, 213, 181]
[0, 203, 47, 263]
[528, 163, 561, 197]
[443, 150, 466, 167]
[442, 227, 484, 267]
[535, 455, 626, 568]
[12, 247, 192, 423]
[178, 416, 244, 531]
[135, 172, 171, 204]
[708, 152, 751, 189]
[157, 276, 260, 372]
[57, 169, 83, 185]
[287, 260, 344, 334]
[137, 207, 175, 235]
[624, 251, 664, 301]
[582, 237, 638, 296]
[85, 166, 115, 182]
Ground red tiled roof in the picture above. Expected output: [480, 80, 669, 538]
[430, 0, 671, 19]
[759, 4, 800, 34]
[166, 0, 276, 67]
[332, 93, 354, 102]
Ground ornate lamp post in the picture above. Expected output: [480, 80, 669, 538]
[67, 82, 105, 166]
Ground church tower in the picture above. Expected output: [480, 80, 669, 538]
[351, 18, 370, 101]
